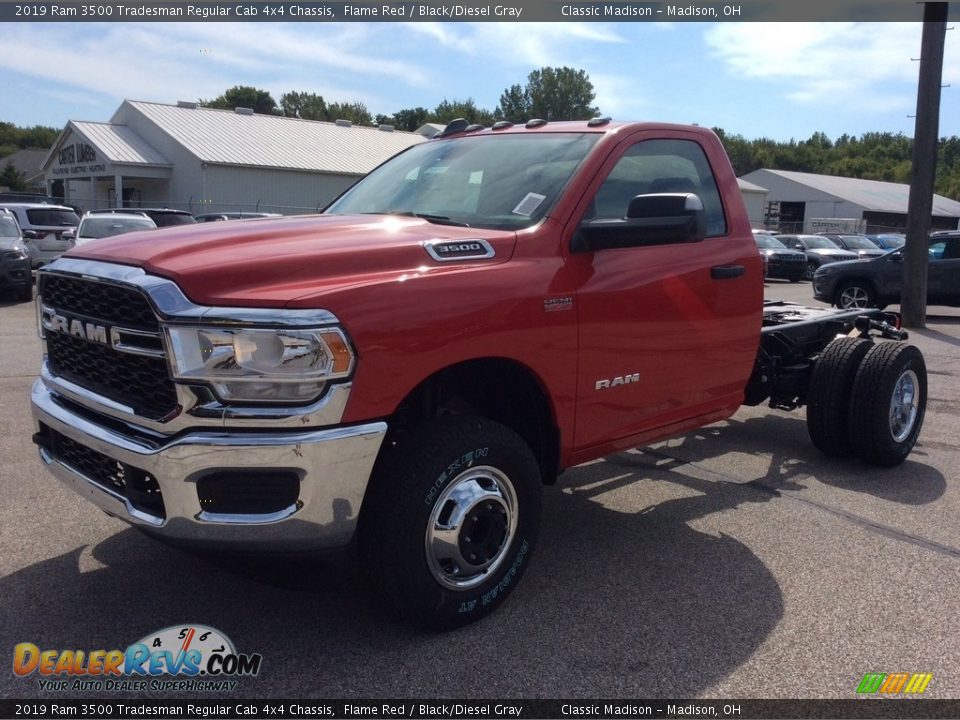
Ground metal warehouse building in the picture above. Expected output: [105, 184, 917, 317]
[740, 168, 960, 233]
[41, 100, 428, 215]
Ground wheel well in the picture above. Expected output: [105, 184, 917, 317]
[388, 359, 561, 484]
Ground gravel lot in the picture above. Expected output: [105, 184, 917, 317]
[1, 278, 959, 700]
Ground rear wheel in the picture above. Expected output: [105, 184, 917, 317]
[848, 343, 927, 466]
[806, 337, 873, 457]
[836, 281, 876, 309]
[359, 416, 541, 629]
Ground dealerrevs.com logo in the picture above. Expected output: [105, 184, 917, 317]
[13, 625, 262, 692]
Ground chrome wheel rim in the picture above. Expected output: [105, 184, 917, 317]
[425, 466, 518, 590]
[840, 285, 870, 308]
[889, 369, 919, 443]
[804, 263, 816, 281]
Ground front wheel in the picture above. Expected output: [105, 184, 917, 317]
[359, 416, 541, 629]
[803, 261, 818, 281]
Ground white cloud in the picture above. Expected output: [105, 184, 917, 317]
[408, 22, 625, 68]
[0, 23, 433, 115]
[703, 22, 960, 116]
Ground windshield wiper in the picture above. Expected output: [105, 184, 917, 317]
[381, 211, 470, 228]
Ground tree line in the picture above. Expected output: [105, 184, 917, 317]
[199, 66, 599, 129]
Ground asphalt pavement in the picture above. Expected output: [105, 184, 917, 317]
[1, 279, 959, 701]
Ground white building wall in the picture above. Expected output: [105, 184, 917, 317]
[740, 190, 767, 227]
[112, 103, 204, 211]
[803, 200, 865, 219]
[203, 165, 359, 215]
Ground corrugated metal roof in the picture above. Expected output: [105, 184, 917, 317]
[121, 101, 427, 175]
[737, 178, 768, 193]
[70, 121, 170, 165]
[754, 169, 960, 216]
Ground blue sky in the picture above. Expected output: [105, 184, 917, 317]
[1, 21, 958, 142]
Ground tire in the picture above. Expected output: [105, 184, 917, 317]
[847, 343, 927, 467]
[17, 284, 32, 302]
[359, 416, 541, 629]
[806, 337, 873, 457]
[803, 261, 817, 281]
[836, 281, 876, 309]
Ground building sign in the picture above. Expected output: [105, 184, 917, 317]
[51, 141, 106, 176]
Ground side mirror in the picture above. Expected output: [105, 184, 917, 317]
[572, 193, 706, 253]
[890, 252, 903, 263]
[62, 229, 76, 241]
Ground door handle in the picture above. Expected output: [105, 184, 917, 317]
[711, 264, 745, 280]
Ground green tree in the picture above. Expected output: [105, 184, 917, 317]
[326, 101, 373, 125]
[280, 91, 328, 121]
[0, 161, 27, 191]
[201, 86, 277, 114]
[497, 66, 600, 122]
[390, 107, 432, 132]
[432, 98, 495, 126]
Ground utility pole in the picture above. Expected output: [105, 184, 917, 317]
[902, 2, 948, 329]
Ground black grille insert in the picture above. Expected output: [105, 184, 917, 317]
[40, 273, 159, 331]
[39, 424, 166, 519]
[46, 332, 178, 420]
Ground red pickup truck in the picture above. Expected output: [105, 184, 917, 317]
[31, 119, 927, 628]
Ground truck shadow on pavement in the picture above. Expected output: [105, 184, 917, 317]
[0, 413, 944, 699]
[633, 411, 947, 507]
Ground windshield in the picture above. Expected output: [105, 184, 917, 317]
[0, 215, 20, 238]
[755, 235, 788, 249]
[150, 213, 196, 227]
[875, 234, 905, 249]
[326, 133, 601, 231]
[78, 216, 155, 240]
[838, 235, 876, 249]
[26, 208, 79, 226]
[803, 237, 840, 249]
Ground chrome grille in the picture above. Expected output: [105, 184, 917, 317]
[40, 273, 178, 421]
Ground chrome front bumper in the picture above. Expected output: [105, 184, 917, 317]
[32, 380, 387, 552]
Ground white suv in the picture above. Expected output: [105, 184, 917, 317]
[0, 203, 80, 269]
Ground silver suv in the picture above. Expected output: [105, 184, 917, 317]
[0, 203, 80, 269]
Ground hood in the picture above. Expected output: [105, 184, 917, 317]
[760, 248, 805, 258]
[809, 248, 859, 258]
[66, 214, 517, 306]
[0, 237, 27, 252]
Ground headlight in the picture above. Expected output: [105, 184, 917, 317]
[164, 325, 353, 403]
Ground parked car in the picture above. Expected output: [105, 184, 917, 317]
[775, 233, 860, 280]
[88, 207, 196, 228]
[813, 232, 960, 309]
[194, 212, 283, 222]
[754, 233, 806, 282]
[70, 213, 157, 246]
[818, 233, 886, 259]
[0, 208, 32, 301]
[866, 233, 906, 250]
[0, 203, 79, 269]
